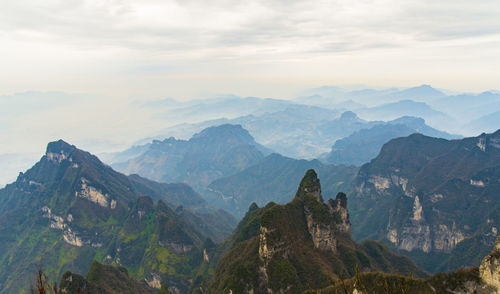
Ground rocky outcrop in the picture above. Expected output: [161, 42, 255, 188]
[45, 139, 76, 163]
[77, 178, 110, 208]
[480, 235, 500, 292]
[42, 206, 83, 247]
[304, 208, 337, 253]
[327, 192, 351, 233]
[296, 170, 351, 254]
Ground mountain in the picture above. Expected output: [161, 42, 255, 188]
[431, 91, 500, 122]
[383, 85, 446, 103]
[206, 170, 424, 293]
[466, 110, 500, 135]
[299, 85, 445, 107]
[113, 124, 267, 192]
[151, 109, 370, 159]
[0, 140, 236, 294]
[124, 106, 457, 161]
[151, 105, 341, 159]
[356, 100, 453, 129]
[324, 117, 460, 166]
[205, 153, 358, 218]
[145, 95, 293, 123]
[349, 130, 500, 273]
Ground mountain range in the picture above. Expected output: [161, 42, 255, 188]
[323, 116, 460, 166]
[349, 129, 500, 273]
[0, 140, 236, 294]
[111, 110, 456, 170]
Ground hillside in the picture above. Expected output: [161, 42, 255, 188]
[318, 234, 500, 293]
[0, 140, 236, 294]
[349, 130, 500, 272]
[207, 170, 424, 293]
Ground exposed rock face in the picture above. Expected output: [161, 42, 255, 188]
[42, 206, 83, 247]
[480, 236, 500, 292]
[63, 228, 83, 247]
[327, 192, 351, 233]
[203, 249, 210, 262]
[351, 131, 500, 267]
[296, 170, 349, 254]
[145, 273, 162, 289]
[77, 178, 110, 208]
[304, 208, 337, 253]
[45, 139, 76, 163]
[433, 223, 465, 252]
[258, 226, 274, 263]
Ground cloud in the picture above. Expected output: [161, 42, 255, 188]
[2, 0, 498, 55]
[0, 0, 499, 98]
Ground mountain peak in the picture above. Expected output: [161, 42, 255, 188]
[339, 111, 359, 121]
[45, 140, 76, 163]
[191, 124, 255, 144]
[295, 169, 323, 202]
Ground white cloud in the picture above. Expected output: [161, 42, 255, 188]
[1, 0, 499, 98]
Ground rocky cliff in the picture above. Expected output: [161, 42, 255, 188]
[208, 170, 424, 294]
[480, 235, 500, 292]
[349, 130, 500, 272]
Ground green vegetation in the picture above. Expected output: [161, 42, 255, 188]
[207, 170, 424, 293]
[0, 140, 236, 294]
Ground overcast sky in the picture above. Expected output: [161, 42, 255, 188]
[1, 0, 500, 99]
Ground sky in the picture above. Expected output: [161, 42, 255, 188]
[1, 0, 500, 185]
[1, 0, 500, 99]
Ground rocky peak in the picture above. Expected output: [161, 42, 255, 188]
[339, 111, 359, 122]
[295, 169, 323, 203]
[45, 139, 76, 163]
[327, 192, 351, 233]
[191, 124, 255, 144]
[295, 170, 351, 253]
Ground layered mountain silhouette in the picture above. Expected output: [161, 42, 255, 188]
[349, 129, 500, 272]
[113, 124, 268, 192]
[0, 140, 236, 293]
[324, 116, 460, 166]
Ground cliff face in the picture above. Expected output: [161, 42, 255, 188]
[349, 130, 500, 272]
[296, 170, 345, 254]
[208, 170, 424, 294]
[480, 236, 500, 292]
